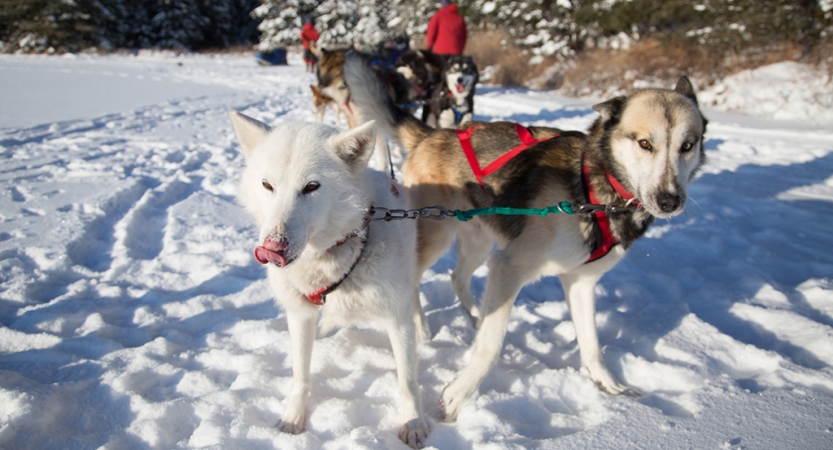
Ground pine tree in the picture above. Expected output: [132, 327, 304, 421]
[315, 0, 358, 47]
[253, 0, 319, 51]
[150, 0, 207, 50]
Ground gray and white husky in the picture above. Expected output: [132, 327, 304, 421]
[344, 53, 708, 421]
[426, 55, 478, 129]
[230, 112, 429, 447]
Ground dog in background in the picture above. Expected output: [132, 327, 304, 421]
[229, 112, 429, 447]
[344, 53, 708, 421]
[310, 84, 345, 126]
[396, 50, 444, 121]
[425, 55, 478, 128]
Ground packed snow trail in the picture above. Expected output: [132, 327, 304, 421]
[0, 53, 832, 449]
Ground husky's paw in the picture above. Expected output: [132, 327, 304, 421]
[397, 418, 429, 449]
[584, 363, 642, 397]
[277, 412, 306, 434]
[439, 378, 476, 423]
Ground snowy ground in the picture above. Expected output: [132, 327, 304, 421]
[1, 52, 832, 449]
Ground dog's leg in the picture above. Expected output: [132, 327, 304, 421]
[451, 223, 491, 324]
[411, 219, 458, 342]
[410, 288, 430, 343]
[559, 270, 640, 396]
[373, 134, 391, 172]
[387, 320, 429, 448]
[278, 307, 317, 434]
[332, 103, 343, 127]
[440, 250, 526, 422]
[459, 112, 473, 127]
[437, 110, 455, 129]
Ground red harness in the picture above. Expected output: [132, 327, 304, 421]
[581, 152, 639, 263]
[453, 124, 638, 264]
[454, 123, 560, 186]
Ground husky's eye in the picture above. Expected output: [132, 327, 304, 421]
[681, 142, 693, 152]
[262, 180, 274, 192]
[338, 83, 347, 90]
[638, 139, 652, 151]
[302, 181, 320, 194]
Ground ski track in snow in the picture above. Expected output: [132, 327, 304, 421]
[1, 53, 832, 449]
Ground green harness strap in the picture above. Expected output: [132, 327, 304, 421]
[452, 202, 576, 222]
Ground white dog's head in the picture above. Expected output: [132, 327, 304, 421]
[593, 77, 707, 219]
[229, 112, 376, 268]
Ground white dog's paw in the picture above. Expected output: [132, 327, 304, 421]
[397, 418, 429, 449]
[584, 363, 641, 397]
[277, 411, 306, 434]
[439, 377, 477, 422]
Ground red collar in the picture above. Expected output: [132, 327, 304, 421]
[455, 123, 559, 187]
[304, 210, 373, 305]
[581, 153, 639, 263]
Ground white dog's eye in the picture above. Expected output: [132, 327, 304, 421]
[262, 180, 274, 192]
[638, 139, 652, 151]
[302, 181, 320, 194]
[681, 142, 693, 152]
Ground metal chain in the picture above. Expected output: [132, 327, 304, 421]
[370, 205, 455, 222]
[369, 203, 639, 222]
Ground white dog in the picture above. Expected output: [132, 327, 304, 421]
[229, 112, 429, 448]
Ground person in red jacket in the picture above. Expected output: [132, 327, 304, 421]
[426, 0, 467, 56]
[300, 19, 320, 73]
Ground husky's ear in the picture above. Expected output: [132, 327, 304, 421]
[675, 76, 698, 105]
[330, 120, 376, 172]
[228, 111, 270, 159]
[592, 96, 626, 123]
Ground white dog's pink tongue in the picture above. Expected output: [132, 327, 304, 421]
[254, 246, 286, 267]
[456, 84, 464, 93]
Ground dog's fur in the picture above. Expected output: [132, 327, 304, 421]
[344, 54, 707, 421]
[229, 112, 429, 447]
[310, 84, 345, 126]
[425, 55, 478, 129]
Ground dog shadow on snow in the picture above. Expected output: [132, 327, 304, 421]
[417, 149, 833, 440]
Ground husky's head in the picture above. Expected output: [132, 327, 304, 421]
[593, 77, 707, 219]
[229, 112, 376, 268]
[444, 56, 478, 100]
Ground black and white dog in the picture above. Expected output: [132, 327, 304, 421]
[395, 50, 444, 121]
[425, 55, 478, 129]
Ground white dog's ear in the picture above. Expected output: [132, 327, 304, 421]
[228, 111, 271, 159]
[330, 120, 376, 172]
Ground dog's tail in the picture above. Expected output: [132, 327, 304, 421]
[344, 52, 431, 152]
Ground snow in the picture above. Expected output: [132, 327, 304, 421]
[1, 52, 833, 449]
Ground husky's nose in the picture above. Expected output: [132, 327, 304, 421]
[657, 193, 682, 213]
[457, 76, 463, 84]
[254, 237, 289, 267]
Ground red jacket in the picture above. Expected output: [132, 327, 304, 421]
[425, 5, 467, 55]
[301, 23, 319, 49]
